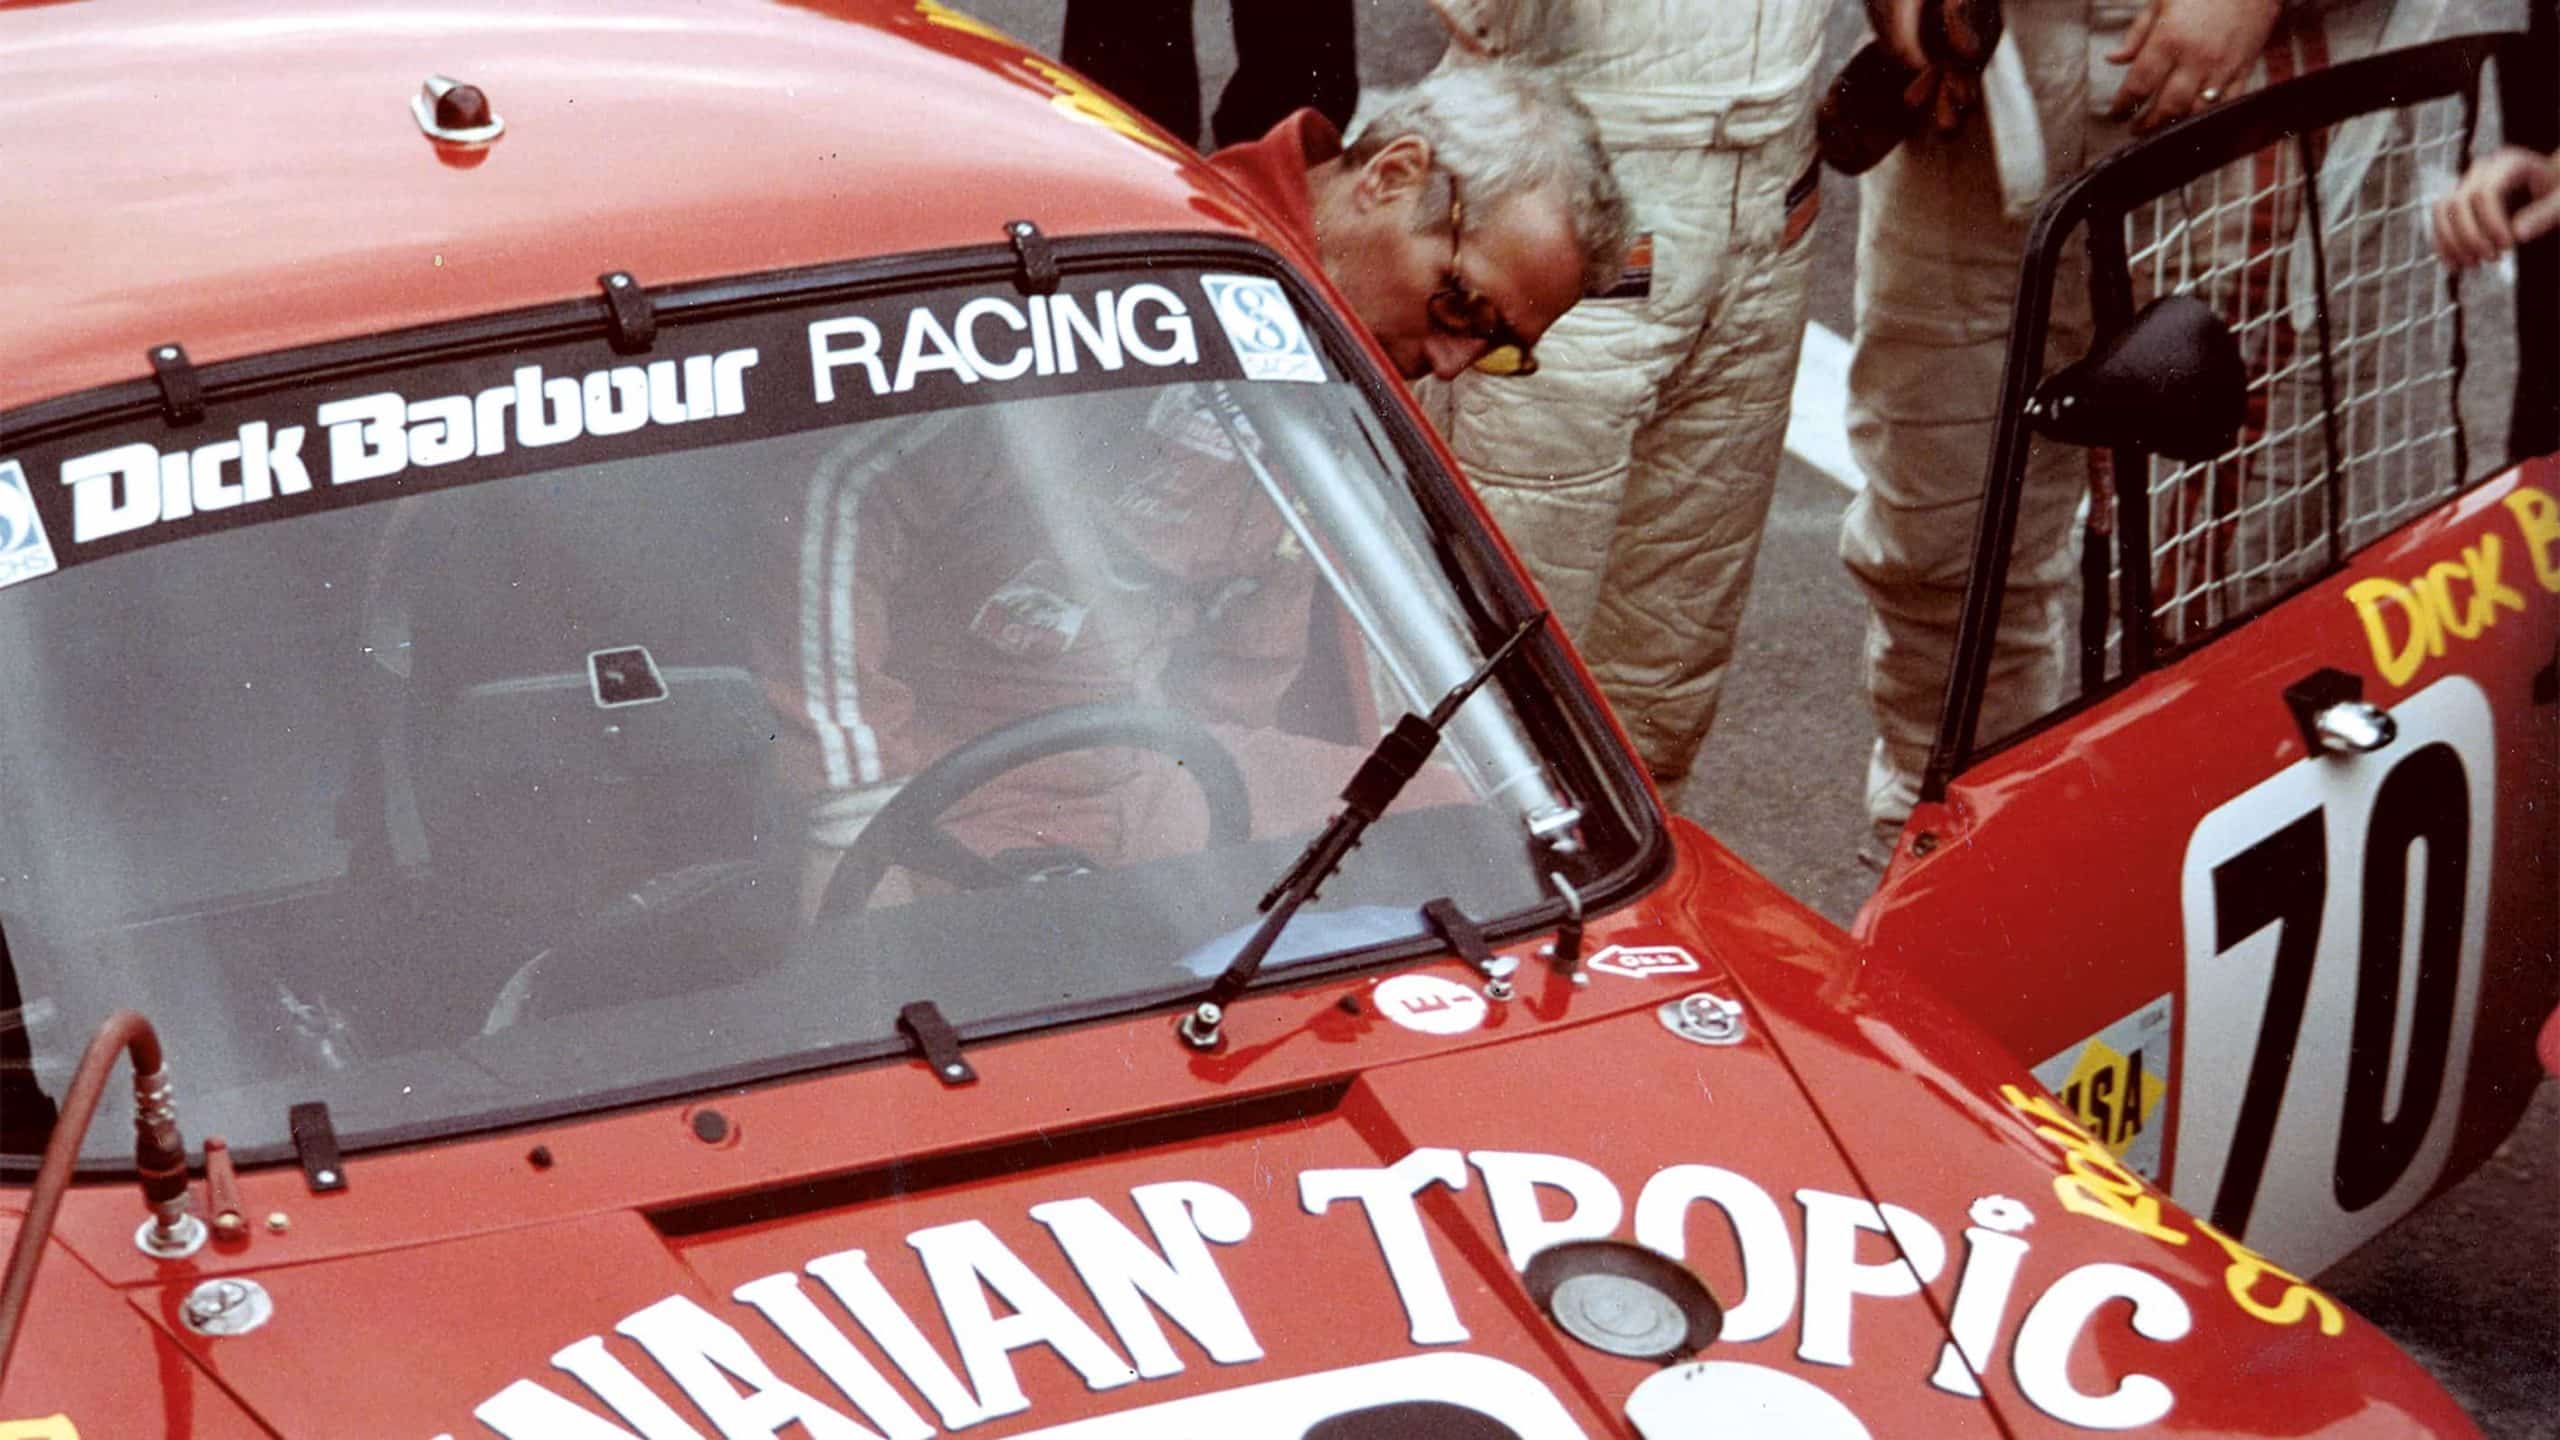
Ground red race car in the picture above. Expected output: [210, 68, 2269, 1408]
[0, 2, 2549, 1437]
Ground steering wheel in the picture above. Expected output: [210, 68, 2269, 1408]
[481, 858, 775, 1034]
[816, 701, 1253, 917]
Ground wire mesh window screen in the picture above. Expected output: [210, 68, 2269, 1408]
[1935, 28, 2537, 797]
[2100, 90, 2478, 671]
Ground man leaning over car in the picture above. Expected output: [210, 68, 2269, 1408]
[1212, 65, 1631, 385]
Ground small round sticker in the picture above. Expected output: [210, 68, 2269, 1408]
[1372, 973, 1489, 1036]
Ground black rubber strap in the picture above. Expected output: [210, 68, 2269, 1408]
[1007, 220, 1059, 296]
[147, 343, 204, 427]
[289, 1101, 348, 1192]
[899, 1001, 977, 1086]
[1421, 898, 1492, 974]
[598, 271, 657, 355]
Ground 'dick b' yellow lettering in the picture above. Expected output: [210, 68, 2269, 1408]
[0, 1418, 80, 1440]
[2503, 485, 2560, 593]
[2347, 577, 2437, 686]
[2349, 484, 2556, 688]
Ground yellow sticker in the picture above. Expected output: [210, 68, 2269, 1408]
[2055, 1037, 2166, 1158]
[1019, 57, 1183, 157]
[910, 4, 1181, 160]
[0, 1417, 81, 1440]
[2031, 996, 2172, 1182]
[913, 0, 1015, 44]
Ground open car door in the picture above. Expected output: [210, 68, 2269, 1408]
[1854, 16, 2559, 1277]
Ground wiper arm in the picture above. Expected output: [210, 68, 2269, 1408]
[1177, 611, 1547, 1050]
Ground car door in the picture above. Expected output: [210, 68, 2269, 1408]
[1851, 24, 2559, 1276]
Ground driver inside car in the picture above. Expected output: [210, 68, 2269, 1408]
[755, 385, 1375, 919]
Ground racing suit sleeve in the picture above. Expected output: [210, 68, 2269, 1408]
[1159, 511, 1319, 731]
[758, 421, 939, 854]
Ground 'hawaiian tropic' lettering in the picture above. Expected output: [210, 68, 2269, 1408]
[432, 1147, 2198, 1440]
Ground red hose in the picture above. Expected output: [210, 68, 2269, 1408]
[0, 1010, 164, 1388]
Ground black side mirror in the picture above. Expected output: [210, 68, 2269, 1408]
[2026, 293, 2248, 462]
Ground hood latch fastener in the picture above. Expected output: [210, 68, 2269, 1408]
[1423, 897, 1515, 1001]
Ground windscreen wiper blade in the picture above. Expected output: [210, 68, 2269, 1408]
[1177, 611, 1548, 1050]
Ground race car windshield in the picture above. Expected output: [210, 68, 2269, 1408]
[0, 264, 1637, 1166]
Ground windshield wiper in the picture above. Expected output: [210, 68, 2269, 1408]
[1177, 611, 1548, 1050]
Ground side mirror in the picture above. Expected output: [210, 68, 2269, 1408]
[2025, 294, 2248, 462]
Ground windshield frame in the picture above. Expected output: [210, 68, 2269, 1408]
[2, 233, 1670, 1175]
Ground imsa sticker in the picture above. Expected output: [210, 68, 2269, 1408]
[2032, 995, 2173, 1185]
[1200, 275, 1325, 383]
[0, 460, 61, 591]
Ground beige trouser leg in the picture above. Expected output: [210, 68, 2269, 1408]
[1840, 0, 2098, 850]
[1582, 131, 1818, 784]
[1440, 131, 1816, 785]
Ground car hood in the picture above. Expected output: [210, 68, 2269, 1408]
[1, 827, 2473, 1438]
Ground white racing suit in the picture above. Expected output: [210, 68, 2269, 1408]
[1843, 0, 2427, 859]
[1422, 0, 1830, 788]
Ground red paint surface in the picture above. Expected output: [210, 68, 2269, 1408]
[0, 0, 1288, 412]
[1859, 459, 2558, 1266]
[0, 2, 2528, 1435]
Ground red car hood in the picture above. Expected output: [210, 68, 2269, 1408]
[2, 828, 2473, 1438]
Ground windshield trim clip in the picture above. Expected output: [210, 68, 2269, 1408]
[898, 1001, 978, 1087]
[288, 1100, 347, 1193]
[598, 271, 658, 355]
[1007, 220, 1059, 296]
[147, 343, 205, 428]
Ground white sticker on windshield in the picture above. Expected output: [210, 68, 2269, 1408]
[0, 460, 61, 591]
[1373, 973, 1488, 1036]
[1201, 274, 1324, 383]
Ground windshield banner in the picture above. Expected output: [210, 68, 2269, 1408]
[0, 272, 1323, 579]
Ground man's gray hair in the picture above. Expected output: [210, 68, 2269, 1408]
[1345, 66, 1631, 297]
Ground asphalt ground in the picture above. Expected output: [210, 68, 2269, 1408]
[956, 2, 2559, 1430]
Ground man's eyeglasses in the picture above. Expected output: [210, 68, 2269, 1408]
[1429, 173, 1540, 378]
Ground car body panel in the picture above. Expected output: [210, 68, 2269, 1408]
[1859, 459, 2560, 1275]
[0, 1, 2524, 1436]
[0, 1221, 270, 1440]
[0, 829, 2481, 1436]
[0, 0, 1276, 414]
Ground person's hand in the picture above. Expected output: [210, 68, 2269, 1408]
[2434, 146, 2560, 270]
[2108, 0, 2281, 133]
[1859, 0, 1981, 134]
[1866, 0, 1928, 70]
